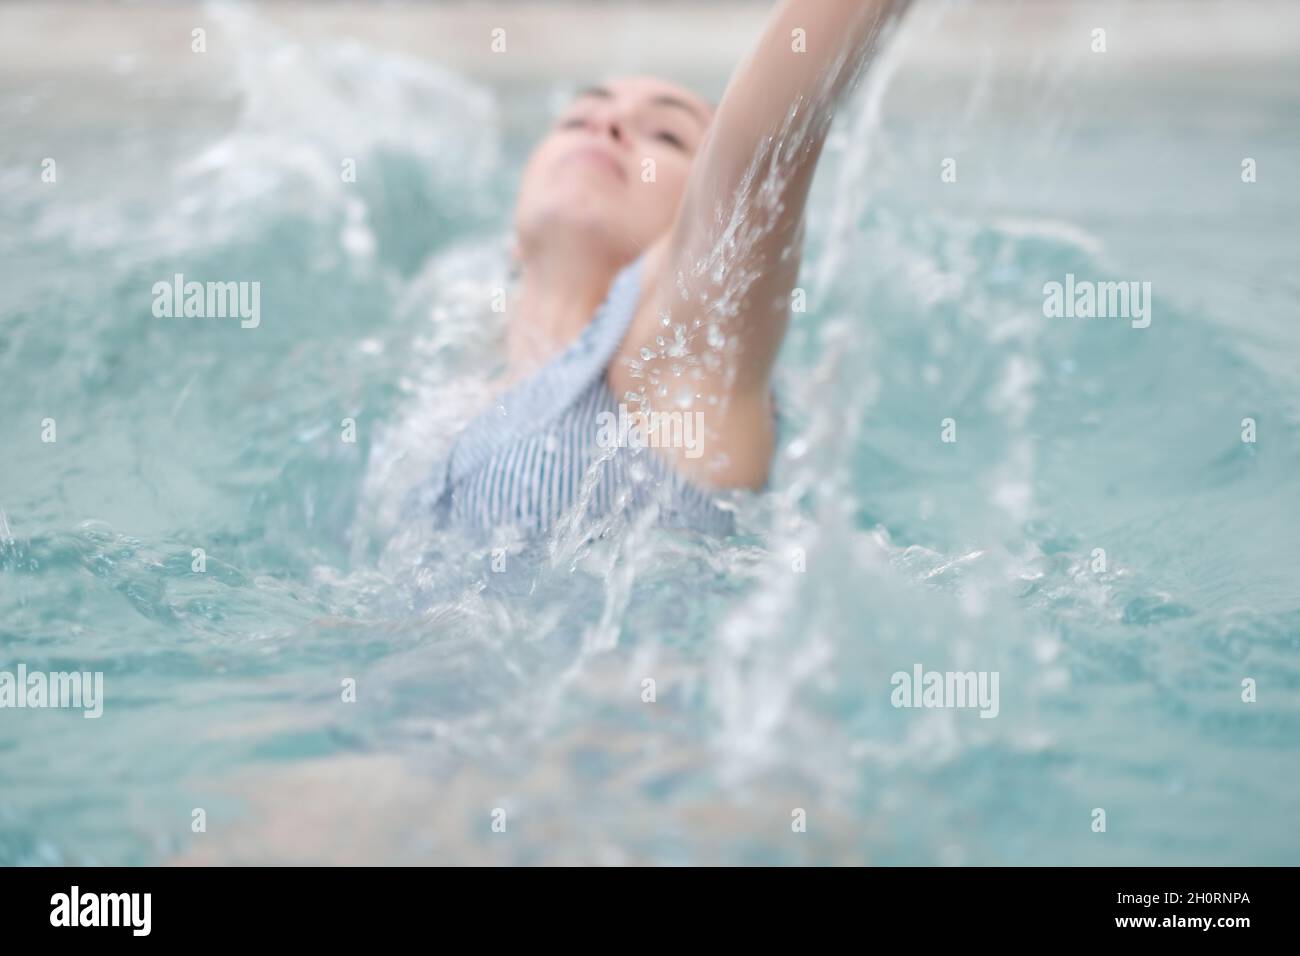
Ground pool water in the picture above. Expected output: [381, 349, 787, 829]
[1, 2, 1298, 865]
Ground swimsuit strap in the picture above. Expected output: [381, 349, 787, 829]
[414, 256, 645, 514]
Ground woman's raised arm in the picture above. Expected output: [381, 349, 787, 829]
[618, 0, 911, 486]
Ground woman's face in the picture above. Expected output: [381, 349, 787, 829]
[514, 76, 713, 268]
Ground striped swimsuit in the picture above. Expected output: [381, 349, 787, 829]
[421, 256, 736, 538]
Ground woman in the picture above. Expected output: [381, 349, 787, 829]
[425, 0, 910, 537]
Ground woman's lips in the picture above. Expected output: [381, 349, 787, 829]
[564, 146, 627, 182]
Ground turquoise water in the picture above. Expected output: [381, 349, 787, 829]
[2, 6, 1299, 865]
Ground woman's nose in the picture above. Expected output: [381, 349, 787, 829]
[587, 107, 626, 146]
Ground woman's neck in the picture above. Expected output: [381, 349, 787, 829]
[506, 246, 625, 379]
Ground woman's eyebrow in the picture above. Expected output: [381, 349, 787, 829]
[648, 94, 708, 125]
[573, 86, 707, 126]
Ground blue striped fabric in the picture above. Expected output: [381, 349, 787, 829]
[422, 256, 736, 538]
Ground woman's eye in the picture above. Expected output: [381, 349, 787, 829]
[655, 131, 686, 150]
